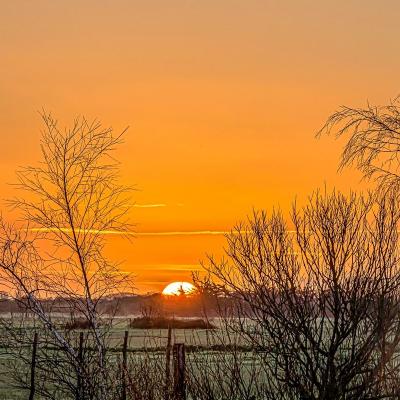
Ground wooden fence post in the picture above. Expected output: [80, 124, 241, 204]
[173, 343, 186, 400]
[29, 332, 38, 400]
[164, 325, 172, 400]
[122, 330, 129, 400]
[76, 331, 84, 400]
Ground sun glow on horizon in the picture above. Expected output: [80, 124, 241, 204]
[162, 281, 196, 296]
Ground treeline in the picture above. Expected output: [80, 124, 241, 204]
[0, 292, 232, 318]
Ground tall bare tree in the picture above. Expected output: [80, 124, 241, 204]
[318, 97, 400, 193]
[0, 112, 133, 399]
[199, 190, 400, 399]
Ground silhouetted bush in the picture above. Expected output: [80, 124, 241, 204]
[129, 316, 215, 329]
[64, 318, 91, 330]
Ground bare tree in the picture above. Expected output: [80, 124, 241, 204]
[199, 190, 400, 399]
[317, 97, 400, 193]
[0, 112, 133, 399]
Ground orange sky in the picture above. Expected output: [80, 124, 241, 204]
[1, 1, 399, 292]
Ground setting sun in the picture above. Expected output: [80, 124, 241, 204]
[162, 281, 196, 296]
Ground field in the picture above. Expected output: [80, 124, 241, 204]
[0, 315, 258, 400]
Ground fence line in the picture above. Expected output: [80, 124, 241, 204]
[164, 325, 172, 400]
[27, 329, 188, 400]
[29, 332, 38, 400]
[173, 343, 186, 400]
[76, 331, 84, 400]
[122, 330, 129, 400]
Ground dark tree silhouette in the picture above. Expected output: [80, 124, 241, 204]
[318, 97, 400, 193]
[0, 112, 133, 399]
[199, 190, 400, 399]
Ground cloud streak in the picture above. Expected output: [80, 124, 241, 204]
[29, 227, 229, 236]
[30, 227, 136, 236]
[130, 263, 203, 271]
[132, 203, 167, 208]
[137, 230, 228, 236]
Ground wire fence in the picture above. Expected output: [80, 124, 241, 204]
[0, 316, 260, 399]
[1, 327, 189, 400]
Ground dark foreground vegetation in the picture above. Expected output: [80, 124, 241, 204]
[2, 99, 400, 399]
[128, 317, 215, 330]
